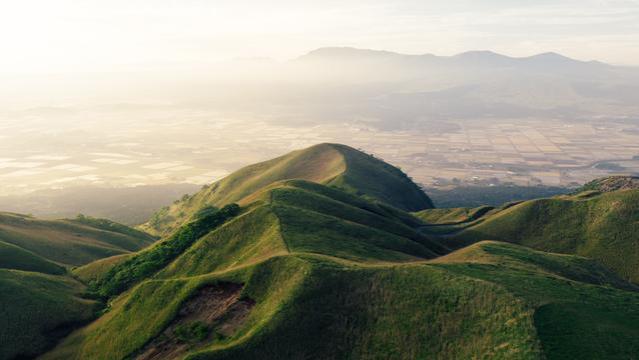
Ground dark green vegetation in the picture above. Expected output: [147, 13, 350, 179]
[0, 212, 158, 360]
[0, 270, 98, 360]
[4, 146, 639, 360]
[90, 204, 240, 298]
[174, 321, 210, 343]
[0, 240, 65, 275]
[141, 143, 433, 236]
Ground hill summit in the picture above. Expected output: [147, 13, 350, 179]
[142, 143, 433, 236]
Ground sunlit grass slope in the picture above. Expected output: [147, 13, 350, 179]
[158, 180, 446, 281]
[0, 212, 156, 267]
[434, 241, 639, 359]
[43, 177, 639, 359]
[35, 156, 639, 359]
[44, 238, 639, 360]
[451, 189, 639, 282]
[141, 143, 433, 236]
[0, 269, 97, 360]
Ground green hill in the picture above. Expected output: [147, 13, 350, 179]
[0, 269, 98, 360]
[72, 253, 133, 284]
[0, 212, 156, 267]
[6, 148, 639, 360]
[0, 213, 157, 359]
[450, 188, 639, 282]
[141, 143, 433, 236]
[43, 174, 639, 359]
[44, 234, 639, 360]
[0, 240, 65, 275]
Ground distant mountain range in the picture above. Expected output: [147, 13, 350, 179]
[300, 47, 609, 69]
[224, 47, 639, 130]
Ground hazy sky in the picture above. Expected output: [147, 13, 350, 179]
[1, 0, 639, 73]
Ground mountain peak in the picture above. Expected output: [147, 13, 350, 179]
[300, 47, 399, 61]
[141, 143, 433, 236]
[454, 50, 511, 59]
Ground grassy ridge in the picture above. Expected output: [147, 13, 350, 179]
[451, 190, 639, 282]
[0, 240, 65, 275]
[160, 180, 445, 279]
[0, 212, 156, 267]
[46, 241, 639, 359]
[72, 254, 133, 284]
[191, 258, 541, 360]
[30, 150, 639, 360]
[158, 204, 287, 278]
[43, 256, 311, 360]
[0, 270, 97, 360]
[436, 242, 639, 359]
[42, 179, 639, 360]
[141, 143, 434, 236]
[0, 213, 156, 360]
[70, 215, 156, 242]
[88, 204, 240, 299]
[324, 143, 434, 211]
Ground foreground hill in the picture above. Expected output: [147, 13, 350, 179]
[443, 185, 639, 283]
[0, 269, 97, 360]
[45, 234, 639, 359]
[141, 143, 433, 236]
[0, 212, 156, 267]
[39, 151, 639, 360]
[0, 213, 156, 359]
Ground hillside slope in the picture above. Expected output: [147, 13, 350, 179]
[141, 143, 433, 236]
[44, 234, 639, 360]
[44, 173, 639, 359]
[0, 269, 98, 360]
[0, 213, 156, 360]
[10, 151, 639, 360]
[450, 188, 639, 282]
[0, 240, 65, 275]
[0, 212, 156, 267]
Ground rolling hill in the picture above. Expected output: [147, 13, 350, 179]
[43, 225, 639, 360]
[33, 149, 639, 360]
[140, 143, 434, 236]
[0, 269, 98, 360]
[0, 212, 156, 267]
[438, 182, 639, 283]
[0, 213, 157, 359]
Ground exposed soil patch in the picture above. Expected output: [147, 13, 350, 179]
[136, 282, 255, 360]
